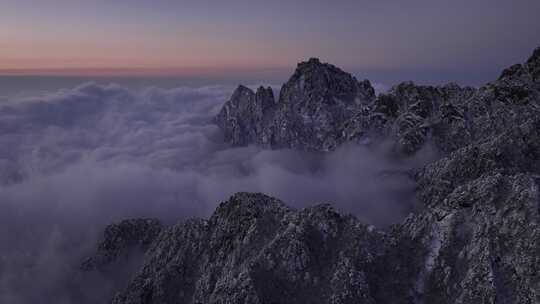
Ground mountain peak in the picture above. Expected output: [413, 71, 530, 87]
[233, 84, 254, 95]
[527, 46, 540, 65]
[305, 57, 321, 65]
[213, 192, 289, 218]
[526, 46, 540, 80]
[287, 58, 372, 98]
[295, 57, 340, 75]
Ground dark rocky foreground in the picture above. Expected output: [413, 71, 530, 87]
[85, 47, 540, 303]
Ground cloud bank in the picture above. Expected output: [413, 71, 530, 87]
[0, 82, 436, 303]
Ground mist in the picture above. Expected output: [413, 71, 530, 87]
[0, 82, 437, 303]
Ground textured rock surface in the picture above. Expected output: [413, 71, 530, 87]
[384, 117, 540, 304]
[84, 47, 540, 303]
[215, 58, 376, 151]
[216, 49, 540, 155]
[342, 82, 478, 154]
[81, 218, 163, 271]
[108, 193, 385, 304]
[214, 85, 276, 147]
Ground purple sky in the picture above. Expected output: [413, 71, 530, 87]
[1, 0, 539, 82]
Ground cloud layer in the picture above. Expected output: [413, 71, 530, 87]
[0, 82, 436, 303]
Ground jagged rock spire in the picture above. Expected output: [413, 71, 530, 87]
[214, 85, 276, 146]
[215, 58, 376, 151]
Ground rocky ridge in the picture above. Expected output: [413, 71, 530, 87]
[215, 58, 376, 151]
[81, 218, 163, 271]
[216, 48, 540, 155]
[85, 47, 540, 303]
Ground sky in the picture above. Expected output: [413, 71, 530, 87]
[0, 0, 539, 82]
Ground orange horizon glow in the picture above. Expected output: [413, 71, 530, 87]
[0, 53, 297, 75]
[1, 1, 538, 79]
[0, 66, 295, 77]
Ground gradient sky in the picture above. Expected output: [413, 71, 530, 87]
[1, 0, 539, 81]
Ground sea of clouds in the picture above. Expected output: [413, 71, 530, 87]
[0, 82, 434, 303]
